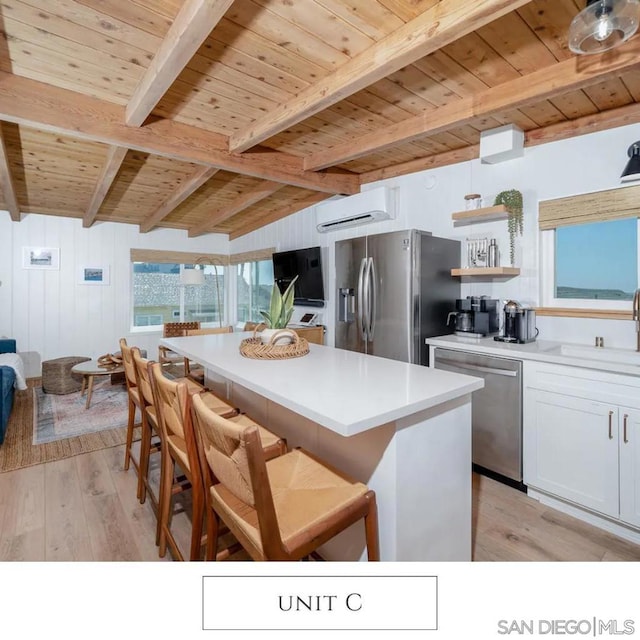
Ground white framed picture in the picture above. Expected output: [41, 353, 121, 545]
[22, 247, 60, 270]
[78, 265, 110, 285]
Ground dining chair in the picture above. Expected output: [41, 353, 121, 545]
[158, 321, 201, 375]
[191, 393, 380, 562]
[243, 321, 262, 331]
[183, 326, 234, 383]
[149, 362, 287, 561]
[185, 326, 234, 336]
[119, 338, 144, 496]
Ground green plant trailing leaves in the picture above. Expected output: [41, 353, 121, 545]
[260, 275, 298, 329]
[494, 189, 523, 266]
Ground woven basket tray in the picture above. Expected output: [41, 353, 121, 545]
[239, 329, 309, 360]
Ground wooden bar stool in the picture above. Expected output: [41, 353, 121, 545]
[131, 350, 226, 513]
[149, 362, 287, 561]
[191, 393, 379, 562]
[119, 338, 143, 496]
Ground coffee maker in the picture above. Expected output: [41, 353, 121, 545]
[494, 300, 538, 343]
[447, 296, 500, 337]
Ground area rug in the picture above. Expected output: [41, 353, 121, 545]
[0, 381, 140, 474]
[33, 378, 129, 444]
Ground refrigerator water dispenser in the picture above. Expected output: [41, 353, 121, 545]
[338, 288, 355, 322]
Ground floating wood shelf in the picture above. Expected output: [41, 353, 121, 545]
[451, 267, 520, 277]
[451, 204, 508, 224]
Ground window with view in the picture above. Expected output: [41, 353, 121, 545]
[555, 218, 637, 301]
[132, 262, 225, 328]
[235, 259, 274, 324]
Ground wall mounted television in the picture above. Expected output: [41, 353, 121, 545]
[272, 246, 325, 307]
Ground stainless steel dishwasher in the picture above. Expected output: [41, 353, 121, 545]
[433, 347, 523, 486]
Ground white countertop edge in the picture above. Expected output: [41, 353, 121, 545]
[161, 336, 484, 436]
[426, 334, 640, 377]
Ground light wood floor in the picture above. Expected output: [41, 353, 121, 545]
[1, 444, 640, 561]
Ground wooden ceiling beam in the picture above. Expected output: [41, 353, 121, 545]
[524, 101, 640, 148]
[0, 125, 20, 221]
[361, 145, 479, 184]
[188, 180, 285, 237]
[83, 146, 128, 228]
[140, 166, 220, 233]
[360, 102, 640, 183]
[126, 0, 235, 127]
[0, 71, 359, 195]
[228, 0, 532, 153]
[305, 36, 640, 171]
[228, 192, 329, 241]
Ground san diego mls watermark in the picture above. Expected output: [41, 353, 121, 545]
[497, 618, 635, 636]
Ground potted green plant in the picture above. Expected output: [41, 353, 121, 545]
[494, 189, 523, 266]
[259, 276, 298, 345]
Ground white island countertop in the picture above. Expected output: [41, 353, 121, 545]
[161, 332, 483, 437]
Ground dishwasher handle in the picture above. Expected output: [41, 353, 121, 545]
[435, 357, 518, 377]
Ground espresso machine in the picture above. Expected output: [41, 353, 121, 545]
[494, 300, 538, 343]
[447, 296, 500, 337]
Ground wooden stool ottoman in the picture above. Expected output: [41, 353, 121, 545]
[41, 356, 91, 394]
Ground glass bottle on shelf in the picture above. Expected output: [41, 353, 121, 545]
[488, 239, 499, 267]
[464, 193, 482, 210]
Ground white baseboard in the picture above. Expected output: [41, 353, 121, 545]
[527, 487, 640, 546]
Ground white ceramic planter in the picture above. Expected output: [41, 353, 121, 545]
[260, 328, 296, 346]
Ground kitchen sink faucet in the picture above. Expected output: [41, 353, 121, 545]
[633, 288, 640, 351]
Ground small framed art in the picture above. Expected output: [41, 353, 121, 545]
[78, 265, 110, 285]
[22, 247, 60, 270]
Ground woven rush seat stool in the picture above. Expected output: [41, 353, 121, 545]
[42, 356, 91, 394]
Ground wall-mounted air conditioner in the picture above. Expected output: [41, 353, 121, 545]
[315, 186, 396, 233]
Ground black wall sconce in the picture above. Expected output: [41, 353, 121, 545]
[621, 141, 640, 183]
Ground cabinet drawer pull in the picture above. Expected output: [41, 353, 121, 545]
[608, 411, 614, 440]
[624, 414, 629, 444]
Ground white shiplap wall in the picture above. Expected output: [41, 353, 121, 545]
[0, 213, 228, 372]
[231, 123, 640, 350]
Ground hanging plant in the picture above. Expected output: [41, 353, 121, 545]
[494, 189, 523, 266]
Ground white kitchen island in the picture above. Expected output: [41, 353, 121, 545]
[160, 332, 484, 561]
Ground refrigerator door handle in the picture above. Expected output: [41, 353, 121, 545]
[363, 257, 371, 341]
[357, 257, 368, 341]
[368, 257, 377, 341]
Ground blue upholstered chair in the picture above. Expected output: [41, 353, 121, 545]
[0, 339, 17, 445]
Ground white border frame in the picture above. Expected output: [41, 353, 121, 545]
[22, 246, 60, 270]
[78, 265, 110, 285]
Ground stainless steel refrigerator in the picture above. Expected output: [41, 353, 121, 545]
[335, 229, 460, 365]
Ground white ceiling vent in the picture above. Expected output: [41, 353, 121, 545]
[316, 186, 396, 233]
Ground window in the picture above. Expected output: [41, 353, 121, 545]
[541, 219, 640, 310]
[235, 259, 274, 324]
[539, 186, 640, 312]
[135, 314, 163, 326]
[555, 219, 637, 301]
[132, 261, 225, 329]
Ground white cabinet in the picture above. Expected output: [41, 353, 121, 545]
[620, 407, 640, 528]
[526, 389, 619, 518]
[524, 362, 640, 530]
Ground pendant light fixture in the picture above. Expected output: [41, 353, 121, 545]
[621, 141, 640, 182]
[568, 0, 640, 54]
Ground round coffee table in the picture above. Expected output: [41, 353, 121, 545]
[70, 359, 125, 409]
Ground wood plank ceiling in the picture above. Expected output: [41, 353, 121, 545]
[0, 0, 639, 239]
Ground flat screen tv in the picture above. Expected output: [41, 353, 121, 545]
[272, 246, 325, 307]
